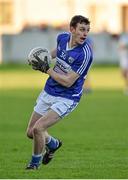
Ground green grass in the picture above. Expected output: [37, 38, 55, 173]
[0, 64, 128, 178]
[0, 64, 124, 89]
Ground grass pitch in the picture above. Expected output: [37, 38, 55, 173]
[0, 64, 128, 178]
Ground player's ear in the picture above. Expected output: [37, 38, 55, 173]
[70, 26, 75, 33]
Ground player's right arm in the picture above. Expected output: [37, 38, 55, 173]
[47, 68, 80, 87]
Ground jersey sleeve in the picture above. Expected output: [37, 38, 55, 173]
[71, 47, 92, 76]
[57, 34, 62, 44]
[57, 32, 69, 45]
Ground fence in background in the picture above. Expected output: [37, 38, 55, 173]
[1, 30, 120, 64]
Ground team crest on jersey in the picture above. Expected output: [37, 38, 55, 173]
[68, 56, 75, 64]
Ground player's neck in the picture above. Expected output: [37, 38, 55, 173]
[68, 35, 77, 49]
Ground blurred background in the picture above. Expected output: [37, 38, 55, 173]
[0, 0, 128, 63]
[0, 0, 128, 90]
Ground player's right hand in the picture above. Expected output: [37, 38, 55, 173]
[31, 56, 50, 73]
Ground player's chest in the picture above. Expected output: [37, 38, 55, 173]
[57, 44, 79, 65]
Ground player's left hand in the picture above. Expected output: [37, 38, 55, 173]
[31, 56, 50, 73]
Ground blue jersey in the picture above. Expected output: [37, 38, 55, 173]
[44, 32, 93, 102]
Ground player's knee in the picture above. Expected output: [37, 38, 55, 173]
[33, 124, 46, 135]
[33, 126, 42, 135]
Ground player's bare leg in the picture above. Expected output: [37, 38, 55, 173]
[26, 111, 42, 139]
[32, 110, 59, 153]
[26, 111, 50, 139]
[26, 109, 62, 169]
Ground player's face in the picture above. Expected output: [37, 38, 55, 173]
[70, 23, 90, 45]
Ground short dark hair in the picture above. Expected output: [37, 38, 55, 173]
[70, 15, 90, 28]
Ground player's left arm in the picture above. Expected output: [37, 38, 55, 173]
[47, 68, 80, 87]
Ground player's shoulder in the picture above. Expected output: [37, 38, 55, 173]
[78, 40, 93, 59]
[82, 39, 93, 52]
[57, 32, 70, 42]
[85, 37, 93, 47]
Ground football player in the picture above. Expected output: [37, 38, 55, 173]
[26, 15, 93, 170]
